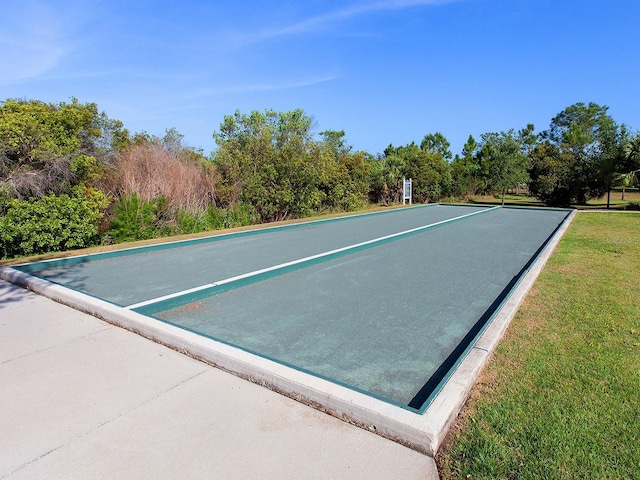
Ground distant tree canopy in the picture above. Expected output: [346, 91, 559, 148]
[450, 134, 483, 198]
[0, 98, 126, 200]
[449, 126, 533, 203]
[530, 102, 624, 206]
[620, 135, 640, 195]
[212, 109, 370, 222]
[477, 128, 530, 205]
[377, 138, 451, 204]
[1, 97, 638, 259]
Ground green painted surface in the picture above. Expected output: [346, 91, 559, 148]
[154, 208, 570, 407]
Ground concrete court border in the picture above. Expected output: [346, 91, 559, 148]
[0, 208, 577, 457]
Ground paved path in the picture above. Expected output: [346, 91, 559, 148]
[0, 280, 438, 479]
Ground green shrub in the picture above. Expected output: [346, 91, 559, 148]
[0, 187, 108, 259]
[174, 210, 208, 234]
[106, 195, 258, 242]
[174, 204, 257, 235]
[107, 194, 171, 242]
[218, 203, 257, 228]
[197, 204, 257, 231]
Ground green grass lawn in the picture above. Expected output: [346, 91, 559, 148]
[467, 189, 640, 210]
[437, 212, 640, 479]
[582, 189, 640, 210]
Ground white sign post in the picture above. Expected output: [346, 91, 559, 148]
[403, 178, 412, 205]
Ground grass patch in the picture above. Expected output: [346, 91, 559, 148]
[437, 212, 640, 479]
[465, 190, 640, 210]
[581, 190, 640, 210]
[466, 194, 545, 208]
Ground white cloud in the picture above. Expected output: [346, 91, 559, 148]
[0, 1, 68, 85]
[0, 0, 103, 86]
[182, 74, 342, 101]
[279, 0, 455, 35]
[230, 0, 457, 46]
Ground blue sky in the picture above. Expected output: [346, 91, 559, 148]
[2, 0, 639, 156]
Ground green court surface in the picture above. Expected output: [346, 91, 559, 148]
[14, 204, 570, 412]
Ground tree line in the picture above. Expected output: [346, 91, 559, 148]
[1, 98, 639, 259]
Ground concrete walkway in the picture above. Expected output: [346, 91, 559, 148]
[0, 280, 438, 479]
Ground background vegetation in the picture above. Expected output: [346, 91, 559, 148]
[1, 98, 639, 259]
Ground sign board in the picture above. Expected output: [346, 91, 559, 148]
[403, 178, 412, 205]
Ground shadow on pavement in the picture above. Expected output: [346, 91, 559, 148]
[0, 280, 33, 310]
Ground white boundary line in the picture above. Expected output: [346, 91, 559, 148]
[125, 206, 500, 310]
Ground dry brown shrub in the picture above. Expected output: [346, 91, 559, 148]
[102, 142, 218, 214]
